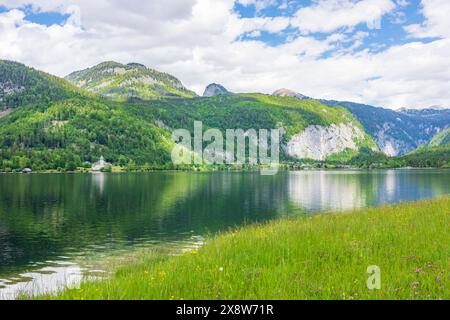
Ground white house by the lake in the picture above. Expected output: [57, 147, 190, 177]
[92, 156, 111, 171]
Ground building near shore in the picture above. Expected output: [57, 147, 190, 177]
[92, 156, 111, 171]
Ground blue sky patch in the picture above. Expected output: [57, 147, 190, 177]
[25, 11, 70, 26]
[232, 0, 430, 56]
[0, 4, 69, 26]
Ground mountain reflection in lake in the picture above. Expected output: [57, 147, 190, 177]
[1, 170, 449, 299]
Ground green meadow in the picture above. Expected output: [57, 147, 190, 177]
[36, 197, 449, 300]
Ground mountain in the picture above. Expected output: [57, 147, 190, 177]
[7, 60, 450, 172]
[273, 88, 309, 100]
[0, 60, 79, 110]
[0, 58, 378, 171]
[430, 128, 450, 146]
[399, 107, 450, 117]
[136, 93, 378, 162]
[324, 101, 450, 156]
[0, 93, 378, 170]
[0, 62, 174, 171]
[269, 88, 450, 156]
[203, 83, 230, 97]
[65, 61, 196, 100]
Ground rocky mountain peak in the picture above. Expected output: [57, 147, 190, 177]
[272, 88, 309, 100]
[203, 83, 230, 97]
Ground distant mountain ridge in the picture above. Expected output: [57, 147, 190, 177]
[269, 88, 450, 156]
[65, 61, 196, 100]
[320, 100, 449, 156]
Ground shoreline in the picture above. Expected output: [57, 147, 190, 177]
[1, 166, 448, 175]
[32, 196, 450, 300]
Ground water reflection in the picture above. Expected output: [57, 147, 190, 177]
[288, 170, 449, 212]
[0, 170, 449, 299]
[288, 171, 369, 211]
[0, 263, 83, 300]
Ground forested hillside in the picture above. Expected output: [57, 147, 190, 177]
[129, 93, 378, 161]
[0, 98, 173, 171]
[0, 91, 377, 170]
[430, 128, 450, 147]
[0, 60, 447, 171]
[399, 145, 450, 168]
[0, 60, 81, 109]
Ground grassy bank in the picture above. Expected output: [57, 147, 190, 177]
[37, 197, 449, 300]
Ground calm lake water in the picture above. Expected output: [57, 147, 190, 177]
[1, 169, 449, 299]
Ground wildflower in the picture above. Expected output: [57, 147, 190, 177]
[414, 268, 424, 274]
[219, 267, 223, 272]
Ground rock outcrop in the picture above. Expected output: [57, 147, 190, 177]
[203, 83, 230, 97]
[272, 88, 309, 100]
[284, 123, 365, 161]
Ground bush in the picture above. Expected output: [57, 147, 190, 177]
[101, 164, 112, 172]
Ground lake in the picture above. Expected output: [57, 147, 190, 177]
[1, 169, 449, 299]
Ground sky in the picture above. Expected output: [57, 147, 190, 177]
[0, 0, 449, 109]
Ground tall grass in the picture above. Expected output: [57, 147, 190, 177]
[37, 197, 449, 300]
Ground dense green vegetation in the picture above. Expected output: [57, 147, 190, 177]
[35, 196, 450, 300]
[0, 93, 377, 171]
[398, 145, 450, 168]
[0, 98, 173, 171]
[325, 148, 391, 167]
[0, 65, 379, 171]
[0, 60, 81, 109]
[65, 61, 196, 100]
[430, 128, 450, 147]
[325, 145, 450, 169]
[131, 93, 377, 153]
[1, 90, 447, 171]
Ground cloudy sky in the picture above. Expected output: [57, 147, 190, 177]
[0, 0, 449, 109]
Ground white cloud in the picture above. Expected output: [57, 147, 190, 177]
[292, 0, 396, 34]
[0, 0, 449, 109]
[405, 0, 450, 38]
[238, 16, 290, 34]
